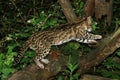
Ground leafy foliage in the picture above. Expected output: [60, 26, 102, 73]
[72, 0, 85, 16]
[56, 63, 79, 80]
[27, 11, 58, 31]
[63, 63, 79, 80]
[0, 44, 17, 80]
[97, 49, 120, 79]
[0, 32, 36, 80]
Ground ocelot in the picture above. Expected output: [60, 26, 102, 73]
[14, 16, 102, 69]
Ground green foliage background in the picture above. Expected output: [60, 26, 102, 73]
[0, 0, 120, 80]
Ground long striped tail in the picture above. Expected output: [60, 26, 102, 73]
[13, 42, 29, 65]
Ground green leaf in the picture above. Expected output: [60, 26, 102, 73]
[40, 11, 47, 19]
[26, 51, 35, 57]
[116, 50, 120, 56]
[29, 18, 37, 26]
[7, 44, 17, 54]
[66, 63, 78, 72]
[0, 60, 4, 72]
[57, 75, 64, 80]
[4, 55, 14, 67]
[91, 20, 99, 31]
[2, 68, 13, 75]
[67, 42, 80, 50]
[15, 33, 30, 38]
[101, 70, 112, 77]
[1, 68, 16, 80]
[79, 2, 84, 9]
[70, 76, 74, 80]
[67, 63, 73, 72]
[11, 52, 18, 56]
[73, 73, 79, 79]
[111, 74, 120, 79]
[113, 62, 120, 70]
[49, 18, 57, 26]
[72, 64, 79, 71]
[0, 54, 5, 60]
[63, 69, 70, 74]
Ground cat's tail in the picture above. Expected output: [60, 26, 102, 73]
[13, 41, 29, 66]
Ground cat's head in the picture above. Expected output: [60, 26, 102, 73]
[77, 16, 92, 32]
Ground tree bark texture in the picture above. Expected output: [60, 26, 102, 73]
[58, 0, 77, 22]
[81, 74, 116, 80]
[84, 0, 113, 25]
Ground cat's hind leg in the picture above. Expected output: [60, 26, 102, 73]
[34, 49, 50, 69]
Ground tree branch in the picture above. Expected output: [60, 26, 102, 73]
[58, 0, 77, 22]
[78, 28, 120, 74]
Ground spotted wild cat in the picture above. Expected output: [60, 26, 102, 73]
[14, 16, 102, 69]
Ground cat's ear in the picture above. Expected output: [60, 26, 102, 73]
[87, 16, 92, 24]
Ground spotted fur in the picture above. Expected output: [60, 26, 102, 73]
[14, 16, 102, 69]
